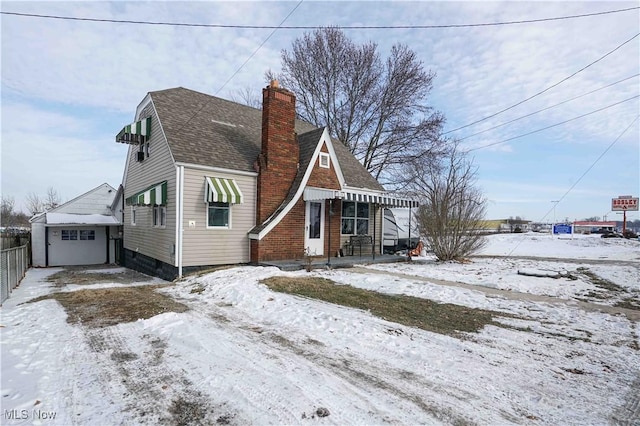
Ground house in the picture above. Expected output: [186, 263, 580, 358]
[30, 183, 122, 267]
[116, 82, 417, 280]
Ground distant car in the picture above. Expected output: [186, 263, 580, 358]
[622, 230, 638, 239]
[601, 230, 623, 238]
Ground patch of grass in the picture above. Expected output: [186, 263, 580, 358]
[261, 276, 507, 336]
[46, 268, 153, 287]
[28, 285, 188, 328]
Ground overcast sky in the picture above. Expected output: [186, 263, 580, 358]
[2, 1, 638, 222]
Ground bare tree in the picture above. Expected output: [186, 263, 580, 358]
[1, 196, 29, 228]
[25, 187, 61, 215]
[45, 187, 61, 210]
[409, 144, 487, 261]
[273, 27, 446, 186]
[1, 196, 16, 228]
[230, 86, 262, 109]
[25, 192, 44, 215]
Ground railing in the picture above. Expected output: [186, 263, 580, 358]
[1, 243, 30, 305]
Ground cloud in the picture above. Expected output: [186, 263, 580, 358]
[1, 1, 638, 221]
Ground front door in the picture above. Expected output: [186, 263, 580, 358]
[305, 201, 324, 256]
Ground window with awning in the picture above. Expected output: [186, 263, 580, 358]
[116, 117, 151, 144]
[126, 181, 167, 206]
[204, 177, 244, 204]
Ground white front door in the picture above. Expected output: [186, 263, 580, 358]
[305, 201, 324, 256]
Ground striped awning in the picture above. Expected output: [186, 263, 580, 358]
[303, 187, 418, 208]
[204, 177, 243, 204]
[126, 181, 167, 206]
[116, 117, 151, 145]
[304, 188, 343, 201]
[344, 192, 418, 208]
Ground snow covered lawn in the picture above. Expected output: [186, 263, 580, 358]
[1, 234, 639, 425]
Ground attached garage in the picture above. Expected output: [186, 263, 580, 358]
[30, 184, 123, 267]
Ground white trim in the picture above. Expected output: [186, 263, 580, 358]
[178, 165, 184, 277]
[251, 128, 343, 240]
[320, 129, 346, 187]
[174, 166, 180, 267]
[319, 152, 330, 169]
[205, 202, 232, 230]
[135, 93, 152, 122]
[175, 162, 258, 177]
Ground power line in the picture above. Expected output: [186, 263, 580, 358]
[1, 7, 638, 29]
[444, 32, 640, 135]
[505, 114, 639, 256]
[174, 1, 303, 136]
[466, 94, 639, 152]
[215, 0, 303, 95]
[458, 74, 640, 141]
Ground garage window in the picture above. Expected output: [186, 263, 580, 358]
[61, 230, 78, 240]
[79, 230, 95, 240]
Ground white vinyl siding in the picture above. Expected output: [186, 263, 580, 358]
[181, 167, 256, 266]
[122, 102, 176, 266]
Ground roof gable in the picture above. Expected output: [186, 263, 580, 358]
[50, 183, 117, 216]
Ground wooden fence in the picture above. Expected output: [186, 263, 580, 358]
[1, 243, 30, 305]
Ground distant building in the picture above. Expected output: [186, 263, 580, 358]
[573, 221, 616, 234]
[478, 219, 532, 233]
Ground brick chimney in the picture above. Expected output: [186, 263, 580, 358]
[256, 80, 299, 224]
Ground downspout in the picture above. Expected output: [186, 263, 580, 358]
[178, 165, 185, 278]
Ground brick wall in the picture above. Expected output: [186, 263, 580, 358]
[256, 83, 298, 224]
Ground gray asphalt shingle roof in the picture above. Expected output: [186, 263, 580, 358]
[149, 87, 383, 191]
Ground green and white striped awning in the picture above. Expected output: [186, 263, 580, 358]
[303, 187, 418, 208]
[204, 177, 243, 204]
[116, 117, 151, 145]
[126, 181, 167, 206]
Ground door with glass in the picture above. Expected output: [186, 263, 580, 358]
[304, 201, 324, 256]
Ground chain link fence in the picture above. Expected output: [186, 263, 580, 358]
[1, 243, 30, 305]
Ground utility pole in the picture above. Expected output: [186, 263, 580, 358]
[551, 200, 559, 237]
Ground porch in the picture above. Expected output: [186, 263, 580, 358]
[259, 253, 409, 271]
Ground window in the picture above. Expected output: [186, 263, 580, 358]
[145, 142, 150, 158]
[207, 202, 230, 228]
[131, 206, 136, 225]
[341, 201, 369, 235]
[61, 230, 78, 240]
[319, 152, 330, 168]
[153, 205, 166, 227]
[79, 230, 95, 240]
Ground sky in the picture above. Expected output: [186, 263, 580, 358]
[1, 1, 639, 222]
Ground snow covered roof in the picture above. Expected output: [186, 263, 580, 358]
[45, 213, 121, 226]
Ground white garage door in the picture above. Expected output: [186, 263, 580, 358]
[48, 227, 107, 266]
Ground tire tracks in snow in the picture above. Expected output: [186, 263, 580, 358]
[188, 300, 506, 425]
[84, 325, 236, 425]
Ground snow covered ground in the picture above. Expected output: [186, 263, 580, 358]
[1, 233, 638, 425]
